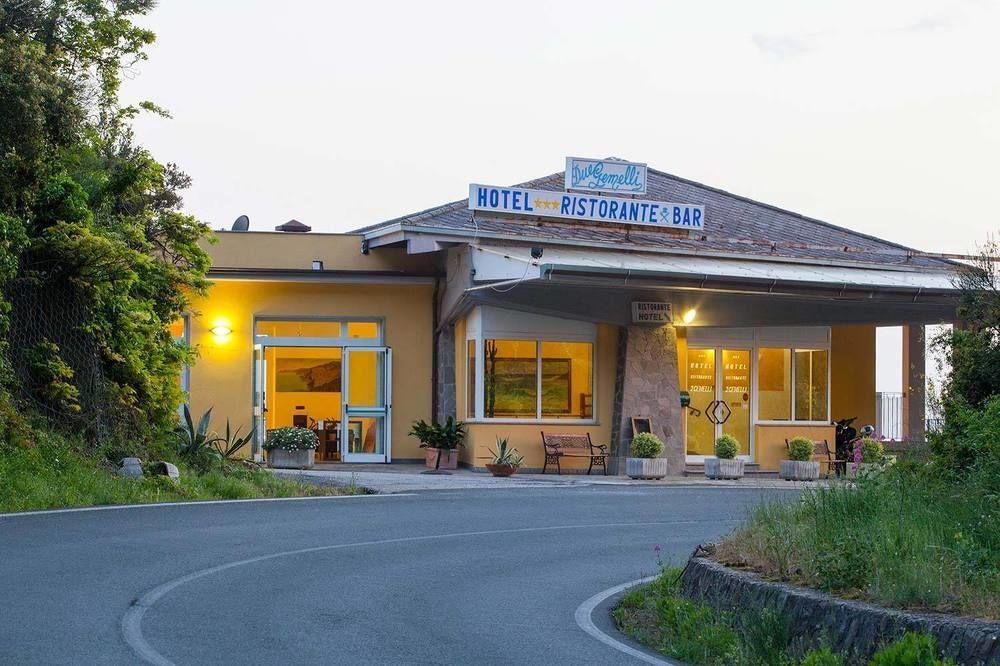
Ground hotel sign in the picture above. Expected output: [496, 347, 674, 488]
[468, 184, 704, 230]
[631, 301, 673, 325]
[565, 157, 647, 195]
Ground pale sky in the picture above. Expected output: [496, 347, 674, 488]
[122, 1, 997, 394]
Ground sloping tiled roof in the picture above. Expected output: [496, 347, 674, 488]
[354, 167, 952, 270]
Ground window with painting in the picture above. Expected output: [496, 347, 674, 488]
[475, 338, 594, 420]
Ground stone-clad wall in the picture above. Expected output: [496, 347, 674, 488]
[614, 324, 683, 475]
[681, 554, 1000, 665]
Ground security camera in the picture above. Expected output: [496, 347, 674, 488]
[530, 247, 544, 260]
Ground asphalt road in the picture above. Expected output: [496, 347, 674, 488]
[1, 486, 795, 665]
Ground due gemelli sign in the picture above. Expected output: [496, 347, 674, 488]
[565, 157, 647, 195]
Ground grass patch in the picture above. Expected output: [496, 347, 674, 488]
[715, 462, 1000, 620]
[614, 568, 955, 665]
[0, 431, 365, 513]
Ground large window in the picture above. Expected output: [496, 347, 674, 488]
[757, 347, 829, 422]
[474, 338, 594, 421]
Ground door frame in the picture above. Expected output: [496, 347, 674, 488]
[684, 345, 754, 463]
[341, 346, 392, 463]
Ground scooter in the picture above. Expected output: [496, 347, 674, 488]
[834, 417, 876, 475]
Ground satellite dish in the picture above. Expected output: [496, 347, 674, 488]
[232, 214, 250, 231]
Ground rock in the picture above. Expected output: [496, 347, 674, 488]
[148, 461, 180, 480]
[117, 458, 143, 478]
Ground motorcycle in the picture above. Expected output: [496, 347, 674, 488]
[834, 417, 876, 475]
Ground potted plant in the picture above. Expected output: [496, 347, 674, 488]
[780, 436, 820, 481]
[409, 417, 465, 470]
[265, 427, 319, 469]
[486, 437, 524, 477]
[625, 432, 668, 479]
[849, 436, 887, 478]
[704, 435, 745, 479]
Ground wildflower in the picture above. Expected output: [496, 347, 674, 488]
[654, 544, 662, 553]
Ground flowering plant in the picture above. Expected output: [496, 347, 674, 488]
[850, 436, 885, 471]
[264, 427, 319, 452]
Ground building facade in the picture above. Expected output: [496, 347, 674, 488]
[184, 159, 958, 474]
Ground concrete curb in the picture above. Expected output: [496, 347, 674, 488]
[681, 552, 1000, 665]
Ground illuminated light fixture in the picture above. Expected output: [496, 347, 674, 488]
[682, 308, 697, 325]
[210, 325, 232, 337]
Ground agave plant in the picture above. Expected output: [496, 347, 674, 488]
[174, 405, 222, 473]
[489, 437, 524, 467]
[213, 419, 256, 463]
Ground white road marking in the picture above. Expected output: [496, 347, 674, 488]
[119, 520, 711, 665]
[575, 576, 684, 665]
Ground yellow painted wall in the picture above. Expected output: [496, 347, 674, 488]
[831, 324, 876, 426]
[755, 425, 837, 472]
[206, 232, 437, 274]
[187, 280, 433, 459]
[455, 322, 619, 471]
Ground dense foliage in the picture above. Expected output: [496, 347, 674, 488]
[0, 1, 211, 452]
[786, 437, 814, 462]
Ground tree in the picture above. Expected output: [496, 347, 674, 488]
[0, 1, 211, 450]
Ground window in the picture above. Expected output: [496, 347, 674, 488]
[256, 320, 342, 338]
[756, 347, 828, 422]
[475, 338, 595, 421]
[484, 339, 537, 418]
[541, 341, 593, 419]
[757, 348, 791, 421]
[795, 349, 829, 422]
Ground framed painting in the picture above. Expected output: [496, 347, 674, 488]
[275, 358, 341, 392]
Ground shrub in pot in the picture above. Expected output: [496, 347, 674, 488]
[780, 436, 820, 481]
[486, 437, 524, 477]
[704, 434, 745, 479]
[626, 432, 668, 479]
[409, 417, 465, 470]
[265, 427, 319, 469]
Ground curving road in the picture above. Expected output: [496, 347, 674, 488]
[1, 485, 794, 664]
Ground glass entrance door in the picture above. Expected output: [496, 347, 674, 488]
[342, 347, 392, 463]
[685, 347, 752, 460]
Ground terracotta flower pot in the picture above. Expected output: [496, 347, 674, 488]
[485, 463, 519, 477]
[704, 457, 744, 480]
[425, 447, 458, 470]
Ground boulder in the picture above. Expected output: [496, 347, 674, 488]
[149, 461, 180, 480]
[118, 457, 143, 478]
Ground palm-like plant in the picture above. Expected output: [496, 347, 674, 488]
[174, 405, 222, 473]
[213, 419, 256, 464]
[489, 437, 524, 467]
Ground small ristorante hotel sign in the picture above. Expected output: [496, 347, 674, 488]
[468, 157, 705, 231]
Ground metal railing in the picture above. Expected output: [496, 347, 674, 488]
[875, 391, 903, 441]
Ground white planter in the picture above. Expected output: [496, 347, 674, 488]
[626, 457, 668, 480]
[704, 457, 744, 480]
[267, 448, 316, 469]
[779, 460, 820, 481]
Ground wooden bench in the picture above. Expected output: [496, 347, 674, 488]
[541, 432, 608, 475]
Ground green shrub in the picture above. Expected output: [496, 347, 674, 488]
[630, 432, 664, 458]
[715, 435, 739, 459]
[408, 417, 465, 450]
[869, 632, 954, 666]
[263, 427, 319, 452]
[787, 437, 814, 462]
[857, 437, 885, 464]
[800, 647, 844, 665]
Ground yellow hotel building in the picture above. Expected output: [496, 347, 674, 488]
[180, 160, 959, 475]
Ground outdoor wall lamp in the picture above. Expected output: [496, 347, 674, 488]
[682, 308, 697, 325]
[210, 325, 232, 337]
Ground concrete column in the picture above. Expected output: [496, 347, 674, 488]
[434, 323, 456, 423]
[901, 324, 926, 442]
[613, 324, 683, 475]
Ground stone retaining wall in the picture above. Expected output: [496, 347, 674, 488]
[680, 552, 1000, 665]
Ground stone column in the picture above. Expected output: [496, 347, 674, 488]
[434, 323, 456, 423]
[901, 324, 925, 442]
[613, 324, 683, 475]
